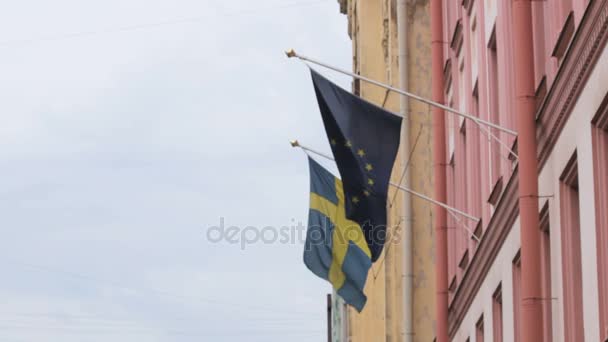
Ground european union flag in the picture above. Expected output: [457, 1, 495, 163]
[304, 157, 372, 312]
[310, 70, 402, 262]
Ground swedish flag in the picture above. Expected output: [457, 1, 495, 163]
[304, 157, 372, 312]
[310, 70, 402, 262]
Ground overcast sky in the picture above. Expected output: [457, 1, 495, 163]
[0, 1, 352, 340]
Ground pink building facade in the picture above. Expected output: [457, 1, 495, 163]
[438, 0, 608, 341]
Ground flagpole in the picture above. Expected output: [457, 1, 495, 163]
[291, 140, 481, 223]
[286, 49, 518, 137]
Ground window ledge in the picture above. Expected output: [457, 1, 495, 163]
[458, 249, 470, 271]
[462, 0, 474, 16]
[535, 76, 548, 112]
[444, 59, 453, 93]
[449, 275, 458, 293]
[509, 138, 518, 162]
[488, 176, 504, 206]
[472, 220, 483, 241]
[451, 19, 463, 53]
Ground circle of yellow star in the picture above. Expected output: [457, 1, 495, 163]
[330, 138, 337, 145]
[367, 178, 375, 186]
[363, 190, 370, 197]
[357, 149, 366, 157]
[345, 140, 352, 148]
[352, 196, 360, 204]
[365, 163, 373, 171]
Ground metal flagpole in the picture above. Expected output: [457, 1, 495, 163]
[291, 140, 481, 223]
[286, 49, 518, 137]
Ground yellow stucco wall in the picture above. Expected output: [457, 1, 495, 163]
[347, 3, 388, 342]
[341, 1, 435, 341]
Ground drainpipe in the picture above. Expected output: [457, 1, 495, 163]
[430, 0, 448, 342]
[397, 1, 413, 342]
[512, 1, 544, 342]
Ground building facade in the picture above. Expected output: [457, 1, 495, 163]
[331, 0, 608, 341]
[437, 0, 608, 341]
[334, 1, 436, 342]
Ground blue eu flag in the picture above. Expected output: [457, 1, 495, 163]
[310, 70, 402, 262]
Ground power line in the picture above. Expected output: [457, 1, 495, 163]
[0, 0, 331, 48]
[0, 258, 320, 318]
[0, 311, 325, 336]
[0, 315, 325, 339]
[0, 322, 325, 337]
[0, 311, 318, 323]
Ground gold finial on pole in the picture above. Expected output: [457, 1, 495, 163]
[290, 140, 300, 147]
[285, 49, 297, 58]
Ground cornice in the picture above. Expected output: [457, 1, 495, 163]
[537, 0, 608, 170]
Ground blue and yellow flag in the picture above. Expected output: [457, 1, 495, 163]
[311, 70, 402, 262]
[304, 157, 372, 312]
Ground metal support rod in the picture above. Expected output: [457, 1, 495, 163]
[477, 119, 519, 160]
[392, 182, 480, 223]
[286, 49, 518, 137]
[448, 210, 481, 243]
[291, 140, 481, 223]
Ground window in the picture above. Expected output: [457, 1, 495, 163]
[559, 152, 585, 342]
[476, 315, 484, 342]
[459, 125, 468, 213]
[513, 253, 522, 342]
[592, 105, 608, 341]
[448, 275, 457, 304]
[546, 0, 573, 61]
[446, 0, 462, 40]
[448, 155, 457, 297]
[573, 0, 591, 21]
[535, 76, 548, 112]
[459, 249, 470, 272]
[468, 85, 483, 249]
[531, 1, 547, 88]
[447, 97, 455, 156]
[492, 285, 503, 342]
[559, 0, 574, 26]
[457, 124, 469, 270]
[539, 202, 553, 342]
[497, 0, 516, 141]
[458, 51, 466, 114]
[468, 85, 482, 220]
[551, 11, 575, 64]
[487, 176, 503, 207]
[487, 28, 501, 193]
[469, 12, 478, 81]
